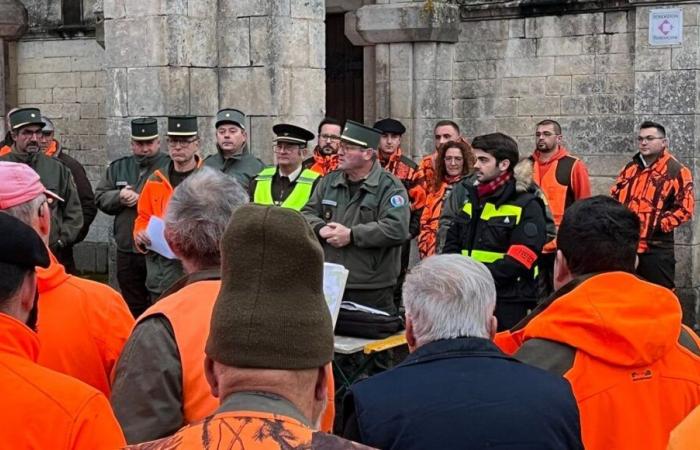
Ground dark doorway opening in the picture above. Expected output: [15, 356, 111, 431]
[325, 14, 363, 123]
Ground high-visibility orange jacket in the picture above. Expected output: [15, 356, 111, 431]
[125, 408, 372, 450]
[668, 405, 700, 450]
[133, 159, 202, 242]
[417, 178, 459, 259]
[495, 272, 700, 450]
[36, 252, 134, 397]
[413, 151, 437, 195]
[303, 146, 338, 176]
[0, 312, 126, 449]
[0, 144, 10, 156]
[611, 150, 694, 253]
[133, 169, 174, 241]
[124, 279, 335, 434]
[531, 146, 591, 252]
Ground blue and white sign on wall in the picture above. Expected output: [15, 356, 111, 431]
[649, 8, 683, 46]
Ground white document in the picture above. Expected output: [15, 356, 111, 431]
[340, 301, 390, 317]
[146, 216, 177, 259]
[323, 263, 348, 328]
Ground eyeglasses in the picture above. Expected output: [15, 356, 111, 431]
[445, 157, 464, 163]
[637, 136, 664, 143]
[319, 134, 341, 142]
[168, 138, 198, 147]
[273, 144, 302, 154]
[535, 132, 559, 138]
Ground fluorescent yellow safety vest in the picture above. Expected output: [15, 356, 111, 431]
[460, 201, 523, 263]
[253, 167, 320, 211]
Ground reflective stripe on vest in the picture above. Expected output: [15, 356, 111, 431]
[253, 168, 320, 211]
[460, 201, 524, 263]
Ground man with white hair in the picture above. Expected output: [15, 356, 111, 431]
[343, 254, 583, 450]
[112, 167, 249, 443]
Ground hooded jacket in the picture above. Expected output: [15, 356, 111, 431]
[36, 252, 134, 397]
[496, 272, 700, 450]
[0, 313, 125, 449]
[442, 162, 549, 304]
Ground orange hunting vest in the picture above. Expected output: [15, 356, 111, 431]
[139, 280, 336, 432]
[532, 155, 577, 253]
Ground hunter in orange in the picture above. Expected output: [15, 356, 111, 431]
[126, 204, 368, 450]
[611, 121, 694, 290]
[418, 140, 474, 258]
[495, 196, 700, 450]
[133, 115, 203, 299]
[413, 120, 468, 195]
[303, 117, 342, 176]
[0, 161, 133, 398]
[113, 169, 336, 444]
[530, 119, 591, 295]
[0, 210, 125, 450]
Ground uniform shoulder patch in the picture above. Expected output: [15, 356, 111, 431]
[523, 222, 539, 237]
[390, 195, 406, 208]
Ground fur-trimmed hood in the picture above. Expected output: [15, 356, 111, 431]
[514, 157, 534, 193]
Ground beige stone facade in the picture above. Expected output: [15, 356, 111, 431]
[2, 0, 699, 326]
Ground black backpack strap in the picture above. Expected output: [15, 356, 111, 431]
[555, 155, 577, 209]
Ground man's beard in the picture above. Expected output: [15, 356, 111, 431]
[25, 143, 40, 153]
[318, 145, 334, 156]
[26, 288, 39, 331]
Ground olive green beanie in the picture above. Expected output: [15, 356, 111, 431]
[205, 204, 334, 369]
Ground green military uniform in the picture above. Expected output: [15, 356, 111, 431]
[302, 120, 410, 313]
[0, 108, 83, 253]
[95, 152, 170, 253]
[204, 144, 263, 188]
[95, 118, 170, 317]
[204, 108, 263, 188]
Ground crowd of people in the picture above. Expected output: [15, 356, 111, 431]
[0, 103, 699, 450]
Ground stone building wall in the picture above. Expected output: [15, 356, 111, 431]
[349, 0, 700, 327]
[452, 5, 700, 326]
[11, 1, 109, 272]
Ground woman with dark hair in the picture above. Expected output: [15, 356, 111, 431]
[418, 140, 474, 258]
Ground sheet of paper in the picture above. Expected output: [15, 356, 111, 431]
[146, 216, 177, 259]
[340, 301, 390, 317]
[323, 262, 348, 328]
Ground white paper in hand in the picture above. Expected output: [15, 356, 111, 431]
[146, 216, 177, 259]
[323, 263, 348, 329]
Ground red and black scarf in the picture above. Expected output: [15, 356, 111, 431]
[477, 171, 511, 198]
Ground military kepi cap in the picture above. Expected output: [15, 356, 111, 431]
[216, 108, 246, 130]
[273, 124, 315, 146]
[168, 116, 198, 137]
[0, 212, 50, 269]
[131, 118, 159, 141]
[9, 108, 45, 131]
[341, 120, 382, 150]
[373, 118, 406, 135]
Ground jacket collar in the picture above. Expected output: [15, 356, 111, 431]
[37, 251, 71, 293]
[0, 313, 40, 362]
[218, 142, 250, 161]
[632, 149, 671, 169]
[158, 268, 220, 299]
[330, 160, 383, 193]
[217, 391, 310, 427]
[399, 336, 512, 368]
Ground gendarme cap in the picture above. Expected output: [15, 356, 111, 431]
[168, 116, 198, 137]
[340, 120, 382, 150]
[131, 118, 159, 141]
[273, 124, 315, 146]
[9, 108, 45, 131]
[216, 109, 246, 130]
